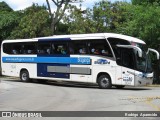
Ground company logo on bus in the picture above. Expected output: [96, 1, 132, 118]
[77, 57, 90, 64]
[123, 77, 133, 81]
[94, 59, 110, 64]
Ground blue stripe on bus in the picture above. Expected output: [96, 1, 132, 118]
[2, 57, 91, 65]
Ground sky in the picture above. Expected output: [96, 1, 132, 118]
[1, 0, 131, 11]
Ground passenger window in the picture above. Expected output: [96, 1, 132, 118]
[70, 41, 88, 54]
[21, 43, 36, 54]
[3, 43, 12, 54]
[37, 43, 50, 54]
[12, 44, 21, 54]
[68, 42, 75, 54]
[3, 42, 37, 55]
[89, 39, 113, 57]
[51, 41, 68, 55]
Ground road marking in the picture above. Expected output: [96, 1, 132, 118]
[121, 96, 160, 111]
[145, 101, 160, 111]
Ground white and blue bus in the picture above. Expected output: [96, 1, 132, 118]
[1, 33, 159, 89]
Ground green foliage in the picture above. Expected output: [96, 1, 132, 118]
[63, 4, 97, 34]
[117, 3, 160, 48]
[0, 1, 20, 41]
[92, 1, 129, 33]
[0, 1, 13, 12]
[0, 11, 20, 40]
[0, 2, 69, 41]
[55, 22, 69, 35]
[9, 4, 52, 39]
[64, 0, 130, 34]
[132, 0, 160, 5]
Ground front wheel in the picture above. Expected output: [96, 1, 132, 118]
[20, 70, 30, 82]
[98, 75, 112, 89]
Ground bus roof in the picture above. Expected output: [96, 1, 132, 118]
[2, 33, 145, 44]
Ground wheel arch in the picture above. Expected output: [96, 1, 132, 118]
[96, 72, 112, 84]
[20, 68, 29, 77]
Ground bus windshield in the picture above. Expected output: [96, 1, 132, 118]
[133, 43, 152, 73]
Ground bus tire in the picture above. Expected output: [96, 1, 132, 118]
[115, 85, 125, 89]
[20, 70, 30, 82]
[98, 75, 112, 89]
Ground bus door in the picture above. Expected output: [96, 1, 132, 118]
[116, 48, 135, 86]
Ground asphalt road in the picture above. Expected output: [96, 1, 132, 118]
[0, 77, 160, 120]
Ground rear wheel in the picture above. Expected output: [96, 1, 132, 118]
[20, 70, 30, 82]
[98, 75, 112, 89]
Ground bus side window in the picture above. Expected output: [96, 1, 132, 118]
[51, 41, 68, 55]
[79, 48, 86, 54]
[121, 49, 135, 69]
[69, 43, 74, 54]
[37, 42, 51, 55]
[56, 45, 67, 54]
[12, 44, 21, 54]
[12, 49, 18, 54]
[72, 41, 88, 54]
[89, 39, 113, 57]
[108, 37, 130, 58]
[21, 43, 37, 54]
[51, 44, 56, 54]
[3, 43, 12, 54]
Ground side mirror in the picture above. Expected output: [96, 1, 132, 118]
[147, 48, 159, 60]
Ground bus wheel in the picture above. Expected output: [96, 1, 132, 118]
[20, 70, 30, 82]
[98, 75, 112, 89]
[115, 85, 125, 89]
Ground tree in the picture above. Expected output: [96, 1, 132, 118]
[46, 0, 83, 34]
[0, 1, 13, 12]
[63, 4, 97, 34]
[117, 3, 160, 48]
[0, 2, 20, 41]
[56, 22, 69, 34]
[9, 4, 52, 39]
[92, 1, 128, 32]
[132, 0, 160, 5]
[0, 11, 20, 40]
[64, 0, 129, 34]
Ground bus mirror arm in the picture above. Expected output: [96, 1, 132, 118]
[146, 48, 159, 60]
[116, 45, 142, 57]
